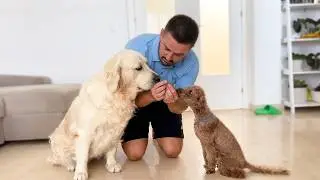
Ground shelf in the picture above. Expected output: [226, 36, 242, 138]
[282, 38, 320, 43]
[283, 100, 320, 108]
[282, 68, 320, 75]
[282, 3, 320, 11]
[290, 3, 320, 9]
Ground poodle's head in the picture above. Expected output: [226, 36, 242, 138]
[176, 85, 207, 108]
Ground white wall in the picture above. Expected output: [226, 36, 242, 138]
[0, 0, 283, 107]
[0, 0, 130, 83]
[248, 0, 282, 106]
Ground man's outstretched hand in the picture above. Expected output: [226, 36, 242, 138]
[163, 83, 178, 104]
[150, 80, 168, 101]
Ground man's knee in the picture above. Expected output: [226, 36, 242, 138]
[162, 146, 182, 158]
[157, 137, 183, 158]
[122, 139, 148, 161]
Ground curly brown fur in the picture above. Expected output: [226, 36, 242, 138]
[177, 86, 290, 179]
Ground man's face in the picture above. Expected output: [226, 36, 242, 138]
[159, 29, 192, 66]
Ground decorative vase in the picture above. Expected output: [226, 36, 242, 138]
[294, 87, 307, 104]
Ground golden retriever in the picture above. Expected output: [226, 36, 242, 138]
[47, 49, 159, 180]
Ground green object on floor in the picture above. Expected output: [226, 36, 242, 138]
[255, 105, 282, 115]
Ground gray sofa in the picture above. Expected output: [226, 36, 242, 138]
[0, 75, 80, 145]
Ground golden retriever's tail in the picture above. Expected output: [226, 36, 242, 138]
[245, 162, 290, 175]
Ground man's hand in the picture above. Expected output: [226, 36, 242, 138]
[163, 83, 178, 104]
[150, 80, 168, 101]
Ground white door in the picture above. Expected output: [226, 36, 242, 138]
[128, 0, 246, 110]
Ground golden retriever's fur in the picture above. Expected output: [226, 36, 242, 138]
[47, 50, 159, 180]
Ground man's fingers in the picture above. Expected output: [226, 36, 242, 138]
[154, 91, 166, 100]
[154, 85, 166, 94]
[168, 84, 177, 97]
[154, 80, 167, 88]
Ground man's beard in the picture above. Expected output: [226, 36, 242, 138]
[160, 57, 173, 66]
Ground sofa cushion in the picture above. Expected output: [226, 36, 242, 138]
[0, 74, 51, 87]
[0, 98, 4, 144]
[0, 97, 4, 118]
[0, 84, 80, 115]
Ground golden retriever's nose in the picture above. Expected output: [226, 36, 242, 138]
[153, 75, 160, 83]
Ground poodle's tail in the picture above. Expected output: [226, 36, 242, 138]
[245, 162, 290, 175]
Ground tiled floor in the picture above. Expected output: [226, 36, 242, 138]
[0, 109, 319, 180]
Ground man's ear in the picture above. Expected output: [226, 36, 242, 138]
[104, 57, 122, 93]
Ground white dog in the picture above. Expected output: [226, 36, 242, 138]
[47, 49, 159, 180]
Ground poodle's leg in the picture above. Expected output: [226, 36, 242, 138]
[203, 145, 217, 174]
[219, 166, 246, 179]
[73, 135, 90, 180]
[201, 143, 208, 167]
[105, 145, 122, 173]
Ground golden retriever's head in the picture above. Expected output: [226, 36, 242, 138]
[104, 50, 159, 97]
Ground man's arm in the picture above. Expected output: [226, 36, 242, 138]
[164, 58, 199, 114]
[167, 98, 188, 114]
[135, 90, 155, 108]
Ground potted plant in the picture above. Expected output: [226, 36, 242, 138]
[293, 79, 308, 103]
[311, 83, 320, 103]
[292, 53, 307, 72]
[306, 53, 320, 70]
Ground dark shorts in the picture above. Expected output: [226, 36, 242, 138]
[121, 101, 184, 143]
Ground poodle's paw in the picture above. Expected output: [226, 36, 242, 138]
[73, 170, 88, 180]
[106, 162, 122, 173]
[204, 165, 216, 174]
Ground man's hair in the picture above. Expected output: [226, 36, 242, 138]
[164, 14, 199, 46]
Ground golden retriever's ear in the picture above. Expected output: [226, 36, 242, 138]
[104, 57, 122, 93]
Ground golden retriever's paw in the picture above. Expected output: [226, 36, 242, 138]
[106, 162, 122, 173]
[66, 164, 75, 172]
[47, 155, 59, 165]
[73, 171, 88, 180]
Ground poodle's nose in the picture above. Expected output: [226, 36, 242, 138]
[153, 75, 160, 83]
[176, 88, 183, 95]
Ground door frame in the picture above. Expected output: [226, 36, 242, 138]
[126, 0, 250, 109]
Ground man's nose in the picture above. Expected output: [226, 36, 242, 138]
[165, 53, 174, 61]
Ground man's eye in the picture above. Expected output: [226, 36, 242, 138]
[135, 66, 143, 71]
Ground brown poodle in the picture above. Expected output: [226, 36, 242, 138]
[176, 85, 289, 179]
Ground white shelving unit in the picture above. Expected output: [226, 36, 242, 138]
[281, 0, 320, 114]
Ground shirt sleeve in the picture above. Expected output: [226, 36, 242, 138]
[175, 60, 199, 89]
[125, 36, 147, 57]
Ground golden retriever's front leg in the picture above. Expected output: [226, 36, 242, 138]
[74, 134, 90, 180]
[105, 145, 122, 173]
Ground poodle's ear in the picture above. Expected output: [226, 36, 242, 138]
[104, 56, 122, 93]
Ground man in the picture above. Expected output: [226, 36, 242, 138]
[121, 14, 199, 161]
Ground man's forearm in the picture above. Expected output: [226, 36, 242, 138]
[135, 91, 155, 108]
[167, 98, 188, 114]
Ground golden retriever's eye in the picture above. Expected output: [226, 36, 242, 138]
[135, 66, 143, 71]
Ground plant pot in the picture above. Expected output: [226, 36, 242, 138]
[293, 60, 304, 72]
[311, 91, 320, 103]
[294, 87, 307, 104]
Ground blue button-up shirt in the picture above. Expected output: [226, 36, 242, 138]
[125, 33, 199, 89]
